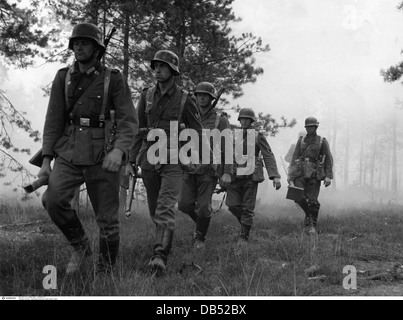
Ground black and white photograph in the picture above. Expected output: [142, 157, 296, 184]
[1, 0, 403, 304]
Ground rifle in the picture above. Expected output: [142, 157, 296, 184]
[280, 156, 289, 177]
[28, 26, 117, 169]
[211, 87, 225, 109]
[125, 166, 142, 218]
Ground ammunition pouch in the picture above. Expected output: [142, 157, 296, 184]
[303, 161, 316, 179]
[288, 159, 302, 180]
[251, 157, 265, 183]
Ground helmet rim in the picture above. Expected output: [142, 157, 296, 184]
[68, 23, 105, 50]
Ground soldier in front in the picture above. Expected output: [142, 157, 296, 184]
[38, 23, 137, 275]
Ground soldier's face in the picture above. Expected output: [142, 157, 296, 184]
[239, 118, 252, 129]
[153, 62, 173, 83]
[196, 93, 213, 108]
[305, 126, 317, 135]
[72, 38, 98, 63]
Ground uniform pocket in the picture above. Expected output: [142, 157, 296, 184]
[91, 128, 106, 163]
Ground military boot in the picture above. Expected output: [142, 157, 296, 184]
[148, 227, 173, 276]
[66, 241, 92, 275]
[188, 211, 197, 223]
[304, 215, 317, 235]
[240, 223, 252, 241]
[97, 237, 120, 275]
[58, 219, 92, 275]
[194, 217, 210, 243]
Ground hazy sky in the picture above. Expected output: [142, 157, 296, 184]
[1, 0, 403, 197]
[231, 0, 403, 120]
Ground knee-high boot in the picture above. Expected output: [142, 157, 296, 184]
[58, 218, 92, 274]
[148, 226, 174, 275]
[97, 237, 120, 274]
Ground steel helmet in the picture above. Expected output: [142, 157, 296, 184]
[151, 50, 180, 76]
[195, 82, 216, 99]
[68, 23, 105, 50]
[304, 116, 320, 127]
[238, 108, 256, 122]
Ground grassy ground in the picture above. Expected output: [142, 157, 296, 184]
[1, 197, 403, 297]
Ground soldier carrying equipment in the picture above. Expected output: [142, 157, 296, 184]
[287, 116, 333, 235]
[129, 50, 206, 276]
[36, 22, 137, 277]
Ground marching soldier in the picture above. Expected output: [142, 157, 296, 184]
[38, 23, 137, 275]
[129, 50, 205, 275]
[226, 108, 282, 243]
[288, 116, 333, 235]
[178, 82, 232, 254]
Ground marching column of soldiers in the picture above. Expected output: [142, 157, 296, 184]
[37, 23, 334, 278]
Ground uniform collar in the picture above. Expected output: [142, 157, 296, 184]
[72, 60, 102, 76]
[200, 105, 216, 119]
[155, 81, 177, 97]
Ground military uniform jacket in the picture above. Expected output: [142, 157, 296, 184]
[290, 134, 333, 179]
[129, 82, 204, 166]
[256, 131, 281, 180]
[236, 130, 281, 180]
[42, 62, 137, 166]
[199, 107, 233, 175]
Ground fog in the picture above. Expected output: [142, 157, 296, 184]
[1, 0, 403, 209]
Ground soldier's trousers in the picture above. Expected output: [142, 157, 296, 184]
[42, 157, 120, 247]
[178, 172, 217, 220]
[178, 172, 217, 241]
[141, 164, 183, 230]
[293, 176, 321, 225]
[225, 176, 258, 226]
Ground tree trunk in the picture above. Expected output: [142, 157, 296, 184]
[343, 119, 350, 187]
[386, 141, 391, 192]
[370, 133, 377, 187]
[331, 108, 337, 189]
[358, 127, 364, 186]
[123, 12, 130, 81]
[391, 119, 398, 194]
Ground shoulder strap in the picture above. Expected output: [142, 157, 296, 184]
[64, 66, 74, 112]
[99, 67, 112, 121]
[65, 66, 108, 118]
[214, 111, 222, 129]
[145, 86, 156, 114]
[316, 136, 324, 160]
[299, 134, 306, 158]
[145, 86, 156, 127]
[255, 131, 262, 158]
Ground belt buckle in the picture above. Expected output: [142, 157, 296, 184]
[79, 118, 90, 127]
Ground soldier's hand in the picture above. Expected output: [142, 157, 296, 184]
[38, 157, 52, 178]
[219, 173, 231, 188]
[102, 148, 123, 172]
[288, 180, 295, 187]
[273, 177, 281, 190]
[324, 177, 331, 187]
[125, 163, 136, 176]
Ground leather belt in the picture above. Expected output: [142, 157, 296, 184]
[69, 117, 109, 128]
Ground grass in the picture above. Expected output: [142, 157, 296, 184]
[1, 196, 403, 297]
